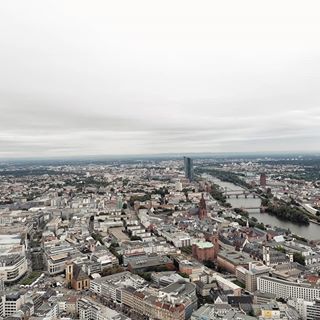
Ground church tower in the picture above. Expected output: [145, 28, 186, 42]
[66, 262, 73, 284]
[199, 193, 207, 220]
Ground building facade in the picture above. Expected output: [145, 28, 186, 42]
[0, 255, 28, 283]
[258, 276, 320, 302]
[192, 242, 214, 262]
[184, 157, 193, 182]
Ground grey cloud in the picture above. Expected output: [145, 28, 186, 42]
[0, 0, 320, 158]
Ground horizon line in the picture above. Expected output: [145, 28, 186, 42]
[1, 150, 320, 162]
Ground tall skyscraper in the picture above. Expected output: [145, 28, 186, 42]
[184, 156, 194, 181]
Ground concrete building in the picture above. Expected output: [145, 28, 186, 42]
[258, 276, 320, 302]
[151, 271, 185, 287]
[0, 254, 28, 283]
[217, 250, 253, 274]
[184, 157, 193, 182]
[177, 259, 204, 276]
[44, 243, 79, 275]
[236, 262, 270, 293]
[91, 272, 196, 320]
[77, 297, 125, 320]
[33, 301, 59, 319]
[191, 304, 256, 320]
[121, 281, 197, 320]
[159, 281, 198, 319]
[126, 254, 174, 272]
[288, 298, 320, 320]
[214, 274, 242, 296]
[90, 271, 147, 302]
[121, 287, 185, 320]
[0, 292, 26, 318]
[161, 231, 191, 248]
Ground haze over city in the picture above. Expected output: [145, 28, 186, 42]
[1, 0, 320, 158]
[3, 2, 320, 320]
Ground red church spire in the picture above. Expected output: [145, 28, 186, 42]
[199, 193, 207, 220]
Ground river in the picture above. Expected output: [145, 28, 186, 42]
[205, 175, 320, 240]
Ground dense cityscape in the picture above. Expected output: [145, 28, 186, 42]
[0, 154, 320, 319]
[1, 1, 320, 319]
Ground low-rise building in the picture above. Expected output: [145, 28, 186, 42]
[191, 304, 256, 320]
[0, 292, 26, 318]
[217, 250, 253, 274]
[44, 243, 79, 275]
[90, 271, 147, 301]
[288, 298, 320, 320]
[77, 297, 126, 320]
[126, 254, 174, 272]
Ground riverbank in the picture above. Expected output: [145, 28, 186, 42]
[202, 173, 320, 240]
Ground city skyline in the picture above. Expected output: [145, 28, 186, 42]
[2, 2, 320, 319]
[1, 0, 320, 158]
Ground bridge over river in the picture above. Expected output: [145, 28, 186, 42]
[222, 188, 259, 199]
[205, 173, 320, 240]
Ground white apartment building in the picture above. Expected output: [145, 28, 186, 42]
[0, 292, 26, 318]
[161, 231, 191, 247]
[288, 298, 320, 320]
[44, 243, 79, 275]
[258, 276, 320, 302]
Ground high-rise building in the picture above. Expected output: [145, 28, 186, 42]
[88, 215, 94, 234]
[184, 157, 194, 181]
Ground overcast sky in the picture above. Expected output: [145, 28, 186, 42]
[0, 1, 320, 158]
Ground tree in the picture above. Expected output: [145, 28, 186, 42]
[101, 265, 124, 276]
[135, 271, 152, 282]
[130, 235, 142, 241]
[261, 198, 270, 207]
[178, 272, 189, 279]
[203, 260, 215, 269]
[293, 252, 305, 266]
[274, 246, 286, 253]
